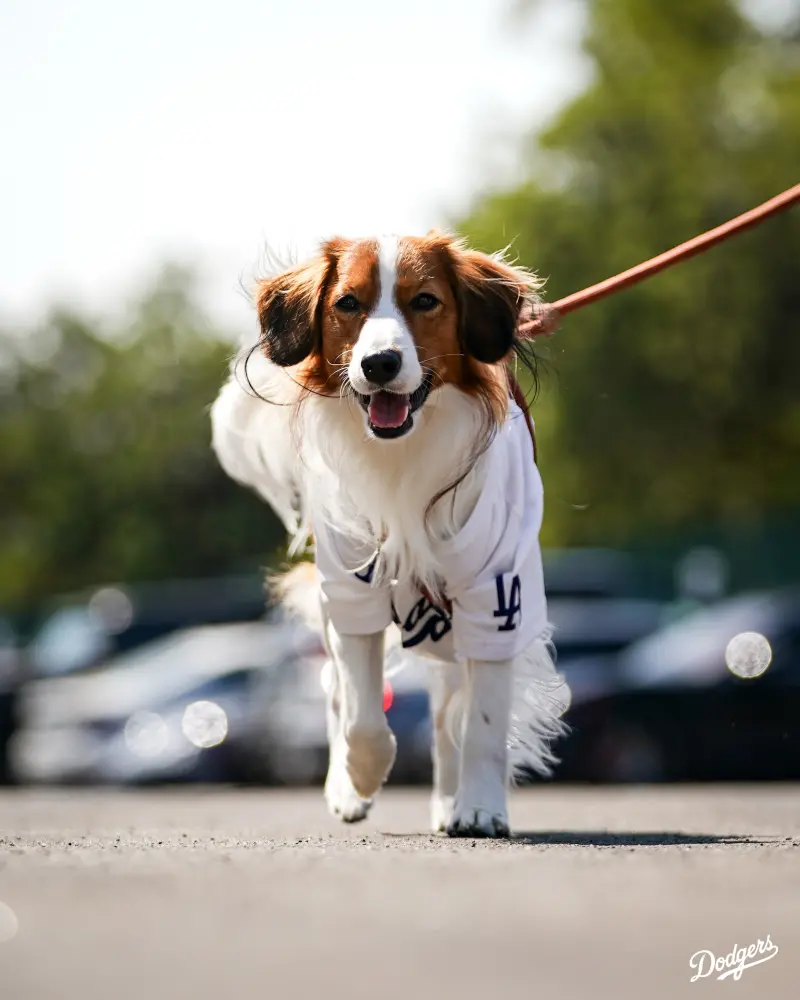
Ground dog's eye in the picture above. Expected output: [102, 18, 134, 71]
[335, 293, 360, 314]
[410, 292, 440, 312]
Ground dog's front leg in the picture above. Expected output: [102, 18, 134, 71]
[447, 658, 513, 838]
[428, 661, 465, 833]
[326, 624, 397, 804]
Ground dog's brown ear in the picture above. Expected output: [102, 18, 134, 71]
[256, 253, 332, 367]
[445, 245, 532, 364]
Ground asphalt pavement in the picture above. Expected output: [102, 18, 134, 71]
[1, 785, 798, 999]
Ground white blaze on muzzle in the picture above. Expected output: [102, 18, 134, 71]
[347, 237, 424, 399]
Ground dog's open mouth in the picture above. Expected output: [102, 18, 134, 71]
[357, 375, 433, 440]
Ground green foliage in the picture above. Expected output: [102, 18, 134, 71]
[3, 0, 798, 610]
[0, 267, 282, 610]
[462, 0, 800, 547]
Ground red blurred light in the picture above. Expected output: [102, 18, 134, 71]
[383, 681, 393, 712]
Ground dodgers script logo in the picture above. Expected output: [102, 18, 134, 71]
[395, 595, 452, 649]
[353, 563, 453, 649]
[689, 936, 779, 983]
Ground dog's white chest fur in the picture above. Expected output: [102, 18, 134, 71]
[307, 397, 549, 663]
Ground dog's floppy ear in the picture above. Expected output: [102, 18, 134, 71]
[445, 244, 534, 364]
[256, 252, 332, 367]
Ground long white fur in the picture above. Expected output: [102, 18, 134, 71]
[210, 235, 569, 834]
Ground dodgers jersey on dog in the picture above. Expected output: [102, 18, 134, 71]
[312, 401, 547, 662]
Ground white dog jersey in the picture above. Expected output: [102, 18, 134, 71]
[311, 403, 548, 663]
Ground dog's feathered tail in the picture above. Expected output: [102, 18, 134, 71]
[271, 562, 323, 631]
[506, 631, 571, 780]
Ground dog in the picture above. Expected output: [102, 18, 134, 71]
[211, 232, 569, 837]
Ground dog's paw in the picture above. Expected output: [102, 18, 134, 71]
[431, 794, 455, 834]
[343, 724, 396, 800]
[325, 763, 372, 824]
[447, 803, 510, 839]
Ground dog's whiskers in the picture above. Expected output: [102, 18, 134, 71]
[419, 353, 463, 364]
[422, 365, 445, 388]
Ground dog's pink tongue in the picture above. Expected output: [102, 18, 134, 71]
[368, 391, 410, 428]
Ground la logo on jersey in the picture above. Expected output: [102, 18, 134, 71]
[494, 573, 522, 631]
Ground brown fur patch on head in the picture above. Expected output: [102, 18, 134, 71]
[256, 248, 334, 369]
[256, 233, 537, 419]
[257, 238, 385, 396]
[394, 233, 537, 424]
[301, 238, 381, 393]
[438, 234, 535, 364]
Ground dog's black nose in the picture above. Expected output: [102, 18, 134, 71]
[361, 350, 402, 385]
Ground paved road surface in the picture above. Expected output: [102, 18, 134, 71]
[1, 786, 798, 999]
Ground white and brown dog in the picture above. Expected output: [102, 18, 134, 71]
[211, 233, 569, 837]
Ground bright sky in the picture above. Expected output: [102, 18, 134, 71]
[1, 0, 586, 331]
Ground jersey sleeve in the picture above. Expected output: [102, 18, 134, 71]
[312, 516, 394, 635]
[444, 413, 549, 661]
[449, 516, 548, 660]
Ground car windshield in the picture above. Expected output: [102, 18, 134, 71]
[30, 607, 110, 676]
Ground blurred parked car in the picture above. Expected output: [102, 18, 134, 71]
[548, 594, 666, 703]
[537, 548, 669, 715]
[11, 550, 674, 787]
[544, 548, 649, 599]
[12, 617, 433, 786]
[558, 589, 800, 781]
[12, 619, 321, 784]
[27, 575, 269, 678]
[0, 616, 23, 784]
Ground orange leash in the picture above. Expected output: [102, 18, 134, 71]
[518, 182, 800, 339]
[424, 184, 799, 611]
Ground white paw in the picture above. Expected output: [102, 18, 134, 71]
[431, 794, 455, 834]
[325, 760, 372, 824]
[447, 802, 510, 838]
[447, 770, 510, 838]
[343, 724, 397, 799]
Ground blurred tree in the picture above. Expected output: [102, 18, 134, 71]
[0, 267, 282, 611]
[462, 0, 800, 548]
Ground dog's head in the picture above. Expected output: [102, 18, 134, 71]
[255, 233, 538, 439]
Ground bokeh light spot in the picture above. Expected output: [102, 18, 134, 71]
[0, 902, 20, 943]
[182, 701, 228, 749]
[725, 631, 772, 679]
[88, 587, 134, 634]
[124, 711, 169, 757]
